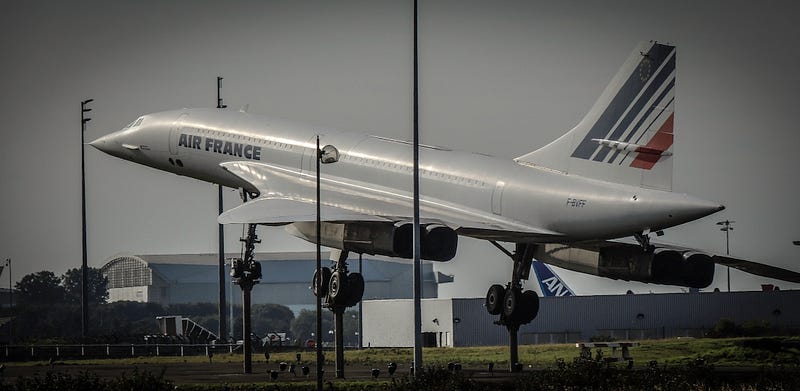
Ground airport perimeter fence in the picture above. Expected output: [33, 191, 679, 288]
[0, 343, 243, 362]
[596, 328, 707, 340]
[520, 328, 708, 344]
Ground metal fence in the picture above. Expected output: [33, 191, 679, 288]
[596, 328, 707, 340]
[1, 343, 241, 361]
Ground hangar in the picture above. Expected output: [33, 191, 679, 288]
[100, 251, 445, 312]
[362, 290, 800, 347]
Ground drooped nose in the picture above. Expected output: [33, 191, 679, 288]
[90, 131, 124, 157]
[89, 134, 110, 151]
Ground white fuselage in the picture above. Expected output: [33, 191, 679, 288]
[91, 108, 722, 242]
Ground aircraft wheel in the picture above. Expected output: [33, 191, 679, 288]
[502, 287, 519, 319]
[345, 272, 365, 307]
[519, 290, 540, 324]
[328, 270, 348, 305]
[485, 284, 505, 315]
[312, 267, 332, 298]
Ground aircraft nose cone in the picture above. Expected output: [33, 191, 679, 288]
[90, 134, 114, 153]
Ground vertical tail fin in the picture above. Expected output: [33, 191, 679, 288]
[532, 261, 575, 297]
[516, 41, 676, 191]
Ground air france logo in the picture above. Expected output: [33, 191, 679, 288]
[178, 133, 261, 160]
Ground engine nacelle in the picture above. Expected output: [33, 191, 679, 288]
[286, 221, 457, 261]
[534, 244, 714, 288]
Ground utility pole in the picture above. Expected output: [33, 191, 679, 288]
[315, 135, 323, 391]
[5, 258, 10, 344]
[358, 253, 363, 349]
[81, 98, 93, 340]
[411, 0, 423, 375]
[716, 220, 734, 292]
[216, 76, 228, 343]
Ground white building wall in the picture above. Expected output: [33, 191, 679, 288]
[366, 291, 800, 347]
[363, 298, 454, 347]
[108, 286, 149, 302]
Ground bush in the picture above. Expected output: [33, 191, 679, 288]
[7, 369, 173, 391]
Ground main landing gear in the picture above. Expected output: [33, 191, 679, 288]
[486, 242, 540, 372]
[312, 249, 364, 379]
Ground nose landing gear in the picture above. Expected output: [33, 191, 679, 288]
[486, 242, 540, 372]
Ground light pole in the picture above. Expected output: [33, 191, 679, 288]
[315, 136, 339, 391]
[716, 220, 734, 292]
[81, 98, 93, 340]
[5, 258, 10, 344]
[411, 0, 424, 375]
[216, 76, 228, 344]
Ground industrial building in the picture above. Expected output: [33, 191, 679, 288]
[362, 290, 800, 347]
[100, 252, 446, 312]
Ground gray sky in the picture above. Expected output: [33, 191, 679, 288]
[1, 0, 799, 297]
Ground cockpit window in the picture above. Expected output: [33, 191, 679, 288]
[123, 117, 145, 129]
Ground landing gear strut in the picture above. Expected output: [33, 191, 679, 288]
[231, 223, 262, 374]
[312, 249, 364, 378]
[487, 242, 540, 372]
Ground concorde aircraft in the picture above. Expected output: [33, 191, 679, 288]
[91, 41, 800, 324]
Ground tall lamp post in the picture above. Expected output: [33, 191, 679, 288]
[81, 98, 93, 340]
[315, 136, 339, 391]
[411, 0, 423, 375]
[5, 258, 10, 344]
[216, 76, 228, 343]
[716, 220, 734, 292]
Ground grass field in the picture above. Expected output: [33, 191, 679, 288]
[9, 336, 800, 369]
[3, 338, 800, 390]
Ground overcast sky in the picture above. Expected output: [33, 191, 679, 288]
[1, 0, 799, 297]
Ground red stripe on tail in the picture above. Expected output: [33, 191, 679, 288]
[630, 113, 674, 170]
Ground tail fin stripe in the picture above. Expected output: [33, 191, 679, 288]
[609, 82, 675, 164]
[571, 43, 675, 160]
[617, 95, 675, 165]
[630, 94, 674, 146]
[591, 54, 675, 162]
[630, 113, 674, 169]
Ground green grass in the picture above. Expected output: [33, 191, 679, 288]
[11, 336, 800, 369]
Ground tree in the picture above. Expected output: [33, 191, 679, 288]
[251, 303, 295, 336]
[290, 309, 332, 344]
[15, 271, 65, 305]
[62, 267, 109, 304]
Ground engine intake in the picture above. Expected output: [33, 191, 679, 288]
[286, 221, 457, 261]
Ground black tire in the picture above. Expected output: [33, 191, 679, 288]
[502, 287, 518, 318]
[485, 284, 505, 315]
[312, 267, 332, 298]
[519, 290, 540, 324]
[345, 272, 365, 307]
[328, 270, 348, 305]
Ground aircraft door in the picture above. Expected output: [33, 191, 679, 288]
[169, 113, 188, 155]
[491, 181, 505, 215]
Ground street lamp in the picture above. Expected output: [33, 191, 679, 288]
[80, 98, 93, 340]
[315, 136, 339, 391]
[716, 220, 734, 292]
[4, 258, 10, 344]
